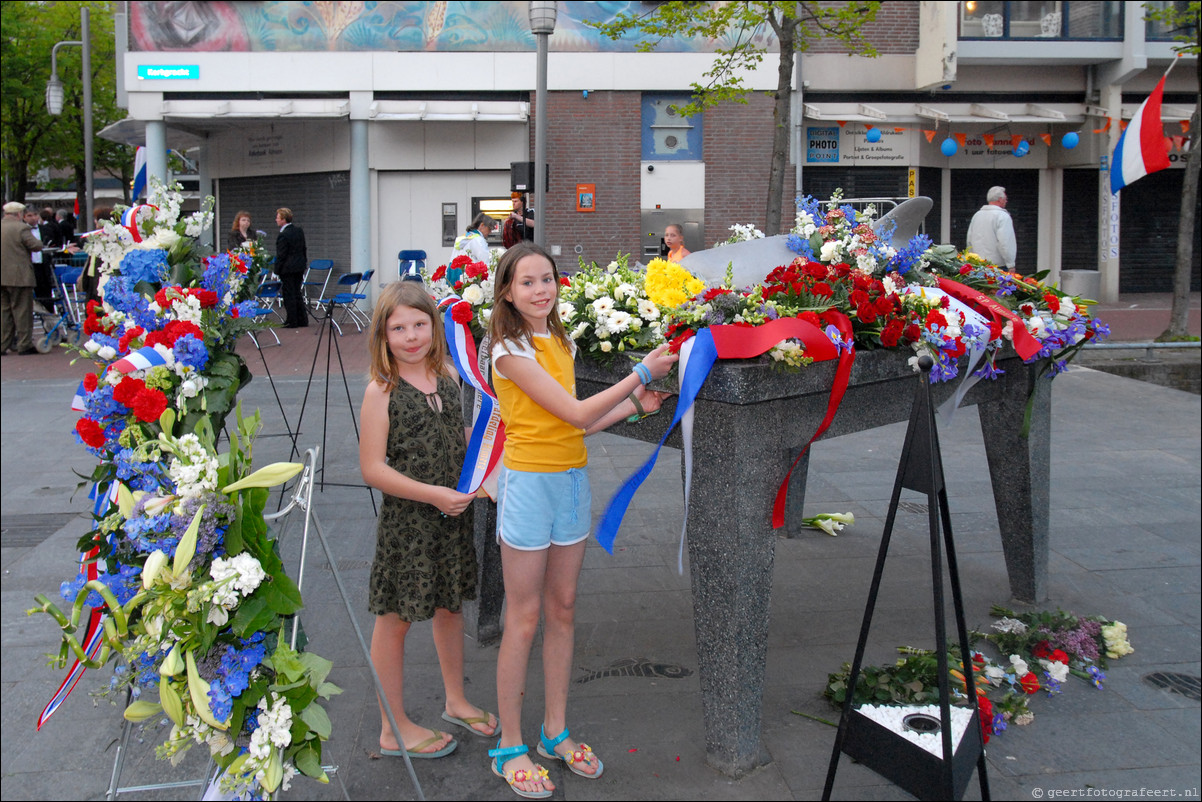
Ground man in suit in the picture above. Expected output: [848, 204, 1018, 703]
[275, 208, 308, 328]
[2, 202, 44, 354]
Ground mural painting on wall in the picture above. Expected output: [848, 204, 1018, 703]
[130, 1, 778, 52]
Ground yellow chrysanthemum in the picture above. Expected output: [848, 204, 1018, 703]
[644, 258, 705, 309]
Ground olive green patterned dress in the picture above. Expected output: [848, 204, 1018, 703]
[368, 376, 477, 622]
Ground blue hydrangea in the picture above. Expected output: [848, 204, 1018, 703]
[120, 249, 169, 285]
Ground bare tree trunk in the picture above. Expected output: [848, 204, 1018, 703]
[764, 15, 797, 237]
[1162, 101, 1200, 340]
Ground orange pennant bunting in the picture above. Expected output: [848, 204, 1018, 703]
[923, 129, 937, 143]
[1182, 120, 1191, 133]
[837, 120, 847, 127]
[1011, 134, 1023, 148]
[954, 132, 967, 147]
[894, 127, 906, 133]
[983, 134, 995, 148]
[1040, 133, 1052, 146]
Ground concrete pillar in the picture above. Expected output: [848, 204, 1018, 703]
[350, 118, 369, 278]
[1039, 166, 1062, 283]
[145, 120, 168, 193]
[1097, 83, 1123, 302]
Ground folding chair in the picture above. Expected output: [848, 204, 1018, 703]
[398, 250, 426, 282]
[304, 259, 335, 318]
[254, 272, 285, 324]
[329, 268, 374, 334]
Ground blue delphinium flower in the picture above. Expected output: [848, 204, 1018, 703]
[888, 234, 931, 276]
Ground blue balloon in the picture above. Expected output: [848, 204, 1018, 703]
[1062, 131, 1080, 149]
[940, 137, 958, 157]
[1014, 140, 1029, 157]
[866, 127, 882, 143]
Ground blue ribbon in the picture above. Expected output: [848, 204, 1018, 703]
[596, 329, 717, 553]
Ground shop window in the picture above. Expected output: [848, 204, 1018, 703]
[642, 94, 703, 161]
[961, 1, 1122, 39]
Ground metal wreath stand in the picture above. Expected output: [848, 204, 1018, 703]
[105, 447, 426, 801]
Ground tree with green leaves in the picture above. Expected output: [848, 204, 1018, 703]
[1143, 1, 1199, 341]
[590, 1, 881, 236]
[1, 1, 129, 208]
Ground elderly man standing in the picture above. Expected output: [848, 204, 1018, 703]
[965, 186, 1017, 271]
[2, 202, 44, 355]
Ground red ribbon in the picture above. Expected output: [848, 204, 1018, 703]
[704, 315, 856, 529]
[937, 277, 1042, 360]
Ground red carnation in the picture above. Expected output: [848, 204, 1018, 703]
[1032, 641, 1052, 660]
[875, 296, 895, 316]
[130, 387, 168, 423]
[190, 288, 219, 308]
[465, 260, 488, 279]
[560, 276, 571, 286]
[1020, 671, 1041, 694]
[113, 377, 147, 407]
[431, 265, 447, 281]
[1050, 649, 1069, 665]
[76, 417, 107, 448]
[450, 254, 473, 270]
[977, 695, 993, 743]
[118, 326, 145, 354]
[703, 287, 732, 302]
[798, 311, 822, 328]
[849, 289, 870, 308]
[451, 302, 474, 324]
[83, 373, 99, 393]
[856, 303, 878, 324]
[812, 282, 833, 298]
[904, 323, 921, 341]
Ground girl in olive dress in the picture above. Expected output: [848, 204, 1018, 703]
[359, 282, 497, 759]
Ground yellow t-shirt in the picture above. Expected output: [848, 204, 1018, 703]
[492, 333, 587, 472]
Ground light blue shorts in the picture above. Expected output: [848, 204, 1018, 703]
[496, 466, 591, 551]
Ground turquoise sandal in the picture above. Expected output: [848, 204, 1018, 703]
[488, 741, 552, 799]
[536, 726, 605, 779]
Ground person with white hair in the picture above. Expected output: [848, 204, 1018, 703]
[965, 186, 1017, 270]
[1, 201, 44, 355]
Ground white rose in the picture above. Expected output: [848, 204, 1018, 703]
[819, 241, 841, 263]
[462, 284, 485, 305]
[599, 341, 613, 353]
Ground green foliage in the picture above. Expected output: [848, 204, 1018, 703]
[1, 1, 129, 202]
[588, 1, 881, 117]
[1143, 1, 1201, 54]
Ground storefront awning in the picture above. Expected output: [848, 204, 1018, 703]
[803, 102, 1089, 125]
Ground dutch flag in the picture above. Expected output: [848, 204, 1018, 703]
[1110, 75, 1172, 194]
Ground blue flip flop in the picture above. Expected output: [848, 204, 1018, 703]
[489, 741, 552, 799]
[535, 726, 604, 779]
[380, 729, 457, 759]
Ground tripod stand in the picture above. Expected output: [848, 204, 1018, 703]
[822, 355, 991, 802]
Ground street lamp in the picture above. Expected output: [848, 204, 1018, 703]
[528, 1, 557, 247]
[45, 6, 94, 229]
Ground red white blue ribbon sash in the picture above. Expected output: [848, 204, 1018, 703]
[439, 297, 505, 495]
[597, 315, 856, 555]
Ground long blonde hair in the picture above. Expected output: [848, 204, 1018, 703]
[368, 282, 451, 390]
[487, 242, 571, 354]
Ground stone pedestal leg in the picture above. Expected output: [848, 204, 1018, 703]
[685, 401, 779, 776]
[979, 361, 1051, 603]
